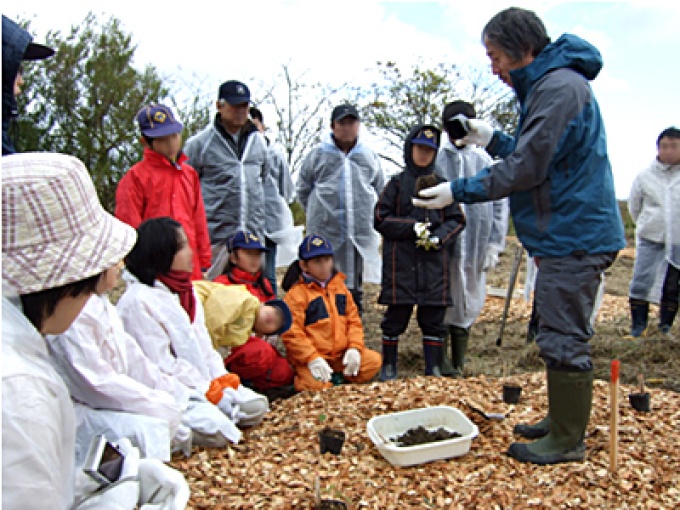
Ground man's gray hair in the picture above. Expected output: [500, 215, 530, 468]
[482, 7, 551, 62]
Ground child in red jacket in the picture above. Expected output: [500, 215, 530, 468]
[115, 104, 211, 280]
[214, 231, 295, 398]
[281, 234, 382, 391]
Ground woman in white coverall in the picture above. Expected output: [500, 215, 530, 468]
[117, 217, 269, 437]
[47, 261, 239, 462]
[2, 153, 188, 510]
[436, 101, 509, 376]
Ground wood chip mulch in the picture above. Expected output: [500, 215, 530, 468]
[171, 373, 680, 509]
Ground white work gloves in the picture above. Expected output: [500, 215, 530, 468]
[461, 118, 494, 148]
[342, 348, 362, 377]
[413, 220, 440, 250]
[75, 438, 189, 510]
[483, 247, 500, 271]
[412, 182, 454, 209]
[171, 423, 193, 458]
[308, 356, 333, 383]
[217, 387, 247, 424]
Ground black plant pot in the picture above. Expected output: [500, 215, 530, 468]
[319, 427, 345, 455]
[629, 392, 651, 412]
[315, 499, 348, 510]
[502, 384, 522, 404]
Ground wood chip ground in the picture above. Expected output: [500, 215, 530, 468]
[171, 373, 680, 509]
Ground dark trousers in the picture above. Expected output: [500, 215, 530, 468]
[381, 304, 447, 338]
[661, 263, 679, 305]
[264, 237, 277, 296]
[535, 252, 617, 371]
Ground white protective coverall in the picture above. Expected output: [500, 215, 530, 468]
[117, 274, 268, 431]
[47, 293, 189, 463]
[297, 132, 386, 285]
[263, 153, 303, 268]
[3, 296, 191, 509]
[667, 164, 680, 269]
[2, 296, 76, 509]
[436, 141, 509, 327]
[628, 158, 678, 301]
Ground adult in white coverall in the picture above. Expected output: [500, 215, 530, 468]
[2, 153, 188, 510]
[184, 80, 271, 281]
[250, 106, 302, 292]
[628, 127, 680, 336]
[47, 263, 238, 462]
[436, 101, 509, 376]
[659, 127, 680, 333]
[297, 104, 386, 312]
[117, 217, 269, 438]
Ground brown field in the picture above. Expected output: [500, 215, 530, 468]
[358, 237, 679, 393]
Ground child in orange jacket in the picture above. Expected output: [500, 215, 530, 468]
[281, 234, 381, 391]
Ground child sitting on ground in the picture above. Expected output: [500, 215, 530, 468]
[281, 234, 382, 391]
[209, 231, 295, 398]
[117, 217, 269, 439]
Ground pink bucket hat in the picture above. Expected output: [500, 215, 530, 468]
[2, 153, 137, 294]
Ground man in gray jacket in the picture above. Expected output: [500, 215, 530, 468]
[185, 80, 271, 280]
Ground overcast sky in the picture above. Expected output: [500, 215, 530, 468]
[4, 0, 679, 198]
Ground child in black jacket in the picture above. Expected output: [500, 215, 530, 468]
[374, 124, 466, 380]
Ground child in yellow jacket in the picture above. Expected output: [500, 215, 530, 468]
[281, 234, 381, 391]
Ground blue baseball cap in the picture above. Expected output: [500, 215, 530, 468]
[298, 234, 334, 260]
[266, 299, 293, 335]
[411, 126, 439, 150]
[218, 80, 250, 105]
[227, 231, 269, 252]
[136, 104, 183, 138]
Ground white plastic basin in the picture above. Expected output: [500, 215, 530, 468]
[366, 405, 478, 467]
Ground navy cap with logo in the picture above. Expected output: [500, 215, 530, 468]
[266, 299, 293, 335]
[218, 80, 251, 105]
[411, 126, 440, 150]
[331, 104, 360, 123]
[136, 104, 183, 138]
[298, 234, 334, 260]
[227, 231, 269, 252]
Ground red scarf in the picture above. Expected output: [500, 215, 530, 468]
[158, 270, 196, 322]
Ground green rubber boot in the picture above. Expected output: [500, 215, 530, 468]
[514, 370, 550, 439]
[441, 331, 455, 376]
[507, 369, 593, 465]
[450, 326, 469, 378]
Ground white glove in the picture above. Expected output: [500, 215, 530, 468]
[308, 357, 332, 383]
[171, 423, 193, 458]
[461, 118, 494, 147]
[413, 221, 431, 238]
[412, 182, 454, 209]
[217, 387, 247, 423]
[483, 248, 500, 271]
[137, 458, 190, 510]
[342, 348, 361, 376]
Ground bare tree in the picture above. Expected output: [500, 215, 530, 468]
[358, 60, 517, 170]
[252, 62, 354, 179]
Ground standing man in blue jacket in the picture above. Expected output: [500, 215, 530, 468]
[414, 7, 625, 465]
